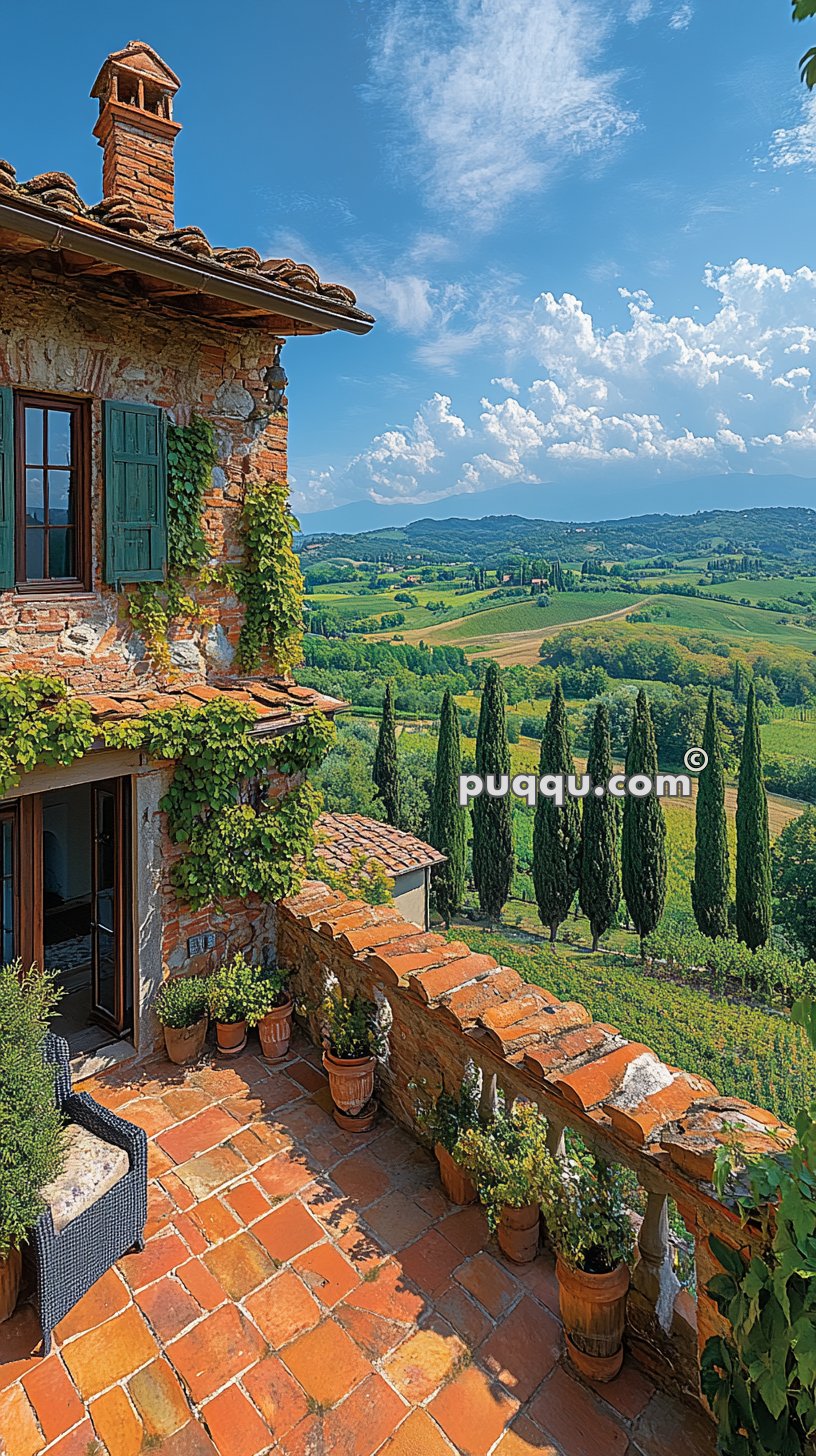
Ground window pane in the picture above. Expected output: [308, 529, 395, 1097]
[24, 408, 44, 465]
[26, 529, 44, 579]
[25, 470, 44, 522]
[47, 529, 74, 579]
[47, 410, 72, 467]
[1, 819, 13, 964]
[47, 470, 74, 524]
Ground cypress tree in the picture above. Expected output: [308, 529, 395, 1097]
[373, 682, 400, 826]
[533, 680, 581, 942]
[472, 662, 514, 921]
[691, 688, 731, 939]
[429, 689, 467, 926]
[621, 689, 667, 955]
[735, 684, 772, 949]
[579, 702, 621, 951]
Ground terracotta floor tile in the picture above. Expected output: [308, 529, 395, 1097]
[120, 1229, 188, 1291]
[152, 1417, 219, 1456]
[281, 1318, 371, 1408]
[454, 1252, 519, 1319]
[145, 1184, 178, 1239]
[493, 1413, 560, 1455]
[342, 1257, 426, 1326]
[168, 1305, 265, 1402]
[632, 1390, 718, 1456]
[161, 1087, 213, 1121]
[383, 1322, 468, 1402]
[148, 1143, 176, 1181]
[335, 1302, 410, 1361]
[135, 1275, 203, 1341]
[174, 1145, 248, 1201]
[41, 1416, 98, 1456]
[158, 1107, 244, 1164]
[225, 1181, 271, 1225]
[321, 1371, 407, 1456]
[189, 1195, 242, 1246]
[122, 1096, 177, 1136]
[300, 1181, 357, 1239]
[398, 1229, 463, 1297]
[244, 1071, 301, 1113]
[177, 1259, 227, 1312]
[22, 1355, 84, 1443]
[379, 1408, 457, 1456]
[293, 1241, 359, 1307]
[89, 1386, 144, 1456]
[337, 1221, 389, 1275]
[434, 1282, 493, 1348]
[510, 1253, 561, 1318]
[364, 1191, 433, 1249]
[595, 1357, 656, 1422]
[230, 1126, 285, 1168]
[61, 1305, 157, 1399]
[428, 1363, 520, 1456]
[53, 1268, 130, 1343]
[200, 1384, 272, 1456]
[253, 1200, 322, 1262]
[255, 1154, 314, 1202]
[128, 1357, 192, 1439]
[203, 1231, 278, 1299]
[413, 1182, 453, 1220]
[332, 1151, 392, 1205]
[287, 1059, 327, 1093]
[0, 1384, 43, 1456]
[189, 1064, 253, 1099]
[174, 1210, 210, 1256]
[438, 1205, 490, 1257]
[277, 1411, 322, 1456]
[244, 1270, 321, 1348]
[162, 1170, 198, 1213]
[528, 1366, 629, 1456]
[243, 1354, 309, 1440]
[479, 1296, 561, 1402]
[0, 1304, 43, 1391]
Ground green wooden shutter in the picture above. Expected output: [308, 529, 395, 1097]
[0, 388, 14, 590]
[104, 401, 167, 586]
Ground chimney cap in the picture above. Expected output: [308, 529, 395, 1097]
[90, 41, 180, 101]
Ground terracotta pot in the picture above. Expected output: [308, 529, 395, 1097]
[556, 1255, 630, 1382]
[164, 1016, 208, 1066]
[0, 1248, 21, 1324]
[435, 1143, 477, 1205]
[333, 1101, 378, 1133]
[258, 1000, 294, 1061]
[323, 1049, 376, 1117]
[216, 1019, 247, 1057]
[498, 1202, 540, 1263]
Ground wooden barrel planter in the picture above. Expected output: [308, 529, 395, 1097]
[435, 1144, 477, 1205]
[163, 1016, 208, 1066]
[0, 1249, 21, 1324]
[323, 1050, 376, 1131]
[556, 1256, 630, 1382]
[258, 1001, 294, 1061]
[498, 1202, 540, 1263]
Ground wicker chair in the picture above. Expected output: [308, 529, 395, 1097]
[29, 1034, 147, 1354]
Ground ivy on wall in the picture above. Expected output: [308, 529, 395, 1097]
[234, 480, 305, 675]
[0, 674, 96, 796]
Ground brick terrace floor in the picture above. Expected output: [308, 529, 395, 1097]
[0, 1032, 717, 1456]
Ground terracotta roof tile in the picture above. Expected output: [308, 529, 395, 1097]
[78, 677, 344, 737]
[480, 1002, 593, 1061]
[316, 813, 446, 879]
[435, 968, 525, 1030]
[607, 1073, 718, 1148]
[522, 1024, 617, 1079]
[548, 1043, 656, 1111]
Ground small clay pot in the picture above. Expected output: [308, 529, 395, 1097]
[258, 1000, 294, 1061]
[216, 1019, 248, 1057]
[556, 1256, 630, 1382]
[333, 1101, 378, 1133]
[323, 1049, 376, 1117]
[435, 1143, 477, 1205]
[498, 1202, 540, 1263]
[0, 1248, 21, 1324]
[163, 1016, 208, 1066]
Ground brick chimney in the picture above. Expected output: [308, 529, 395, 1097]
[91, 41, 181, 230]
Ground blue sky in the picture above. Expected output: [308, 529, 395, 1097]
[2, 0, 815, 522]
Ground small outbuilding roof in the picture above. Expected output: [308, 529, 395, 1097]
[316, 813, 446, 878]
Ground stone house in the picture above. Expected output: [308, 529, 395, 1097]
[0, 40, 372, 1072]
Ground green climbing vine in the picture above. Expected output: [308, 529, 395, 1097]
[0, 673, 96, 796]
[234, 480, 305, 674]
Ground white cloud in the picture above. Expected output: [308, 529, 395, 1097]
[768, 92, 816, 171]
[490, 376, 520, 395]
[369, 0, 636, 229]
[668, 3, 693, 30]
[627, 0, 652, 21]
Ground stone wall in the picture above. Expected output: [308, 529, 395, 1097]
[0, 260, 287, 691]
[278, 879, 786, 1411]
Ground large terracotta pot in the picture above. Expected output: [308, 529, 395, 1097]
[216, 1019, 247, 1057]
[323, 1050, 376, 1119]
[258, 1000, 294, 1062]
[435, 1143, 477, 1205]
[0, 1248, 21, 1324]
[164, 1016, 208, 1066]
[556, 1255, 630, 1382]
[498, 1202, 540, 1263]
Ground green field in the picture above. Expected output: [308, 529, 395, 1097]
[761, 716, 816, 758]
[696, 574, 816, 606]
[416, 589, 643, 645]
[631, 594, 816, 648]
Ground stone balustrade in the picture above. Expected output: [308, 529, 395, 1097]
[278, 880, 793, 1408]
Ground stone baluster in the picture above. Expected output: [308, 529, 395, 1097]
[633, 1187, 680, 1333]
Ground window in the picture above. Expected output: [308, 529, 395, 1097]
[14, 392, 90, 590]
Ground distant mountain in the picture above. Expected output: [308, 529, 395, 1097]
[296, 474, 816, 537]
[298, 504, 816, 567]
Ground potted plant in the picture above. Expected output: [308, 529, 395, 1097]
[154, 974, 210, 1064]
[208, 952, 257, 1057]
[0, 963, 65, 1322]
[320, 987, 385, 1131]
[456, 1097, 552, 1263]
[244, 965, 293, 1061]
[539, 1144, 634, 1382]
[414, 1061, 482, 1205]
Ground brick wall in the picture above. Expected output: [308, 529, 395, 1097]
[0, 261, 287, 692]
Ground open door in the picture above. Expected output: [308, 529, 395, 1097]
[90, 778, 132, 1035]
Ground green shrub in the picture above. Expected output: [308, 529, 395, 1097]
[320, 987, 385, 1059]
[153, 975, 210, 1029]
[243, 966, 291, 1028]
[643, 925, 815, 1005]
[208, 953, 259, 1025]
[455, 1097, 550, 1233]
[412, 1060, 482, 1154]
[539, 1141, 634, 1274]
[0, 963, 65, 1256]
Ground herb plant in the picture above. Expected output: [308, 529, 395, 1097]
[208, 953, 259, 1025]
[455, 1097, 552, 1233]
[414, 1061, 482, 1154]
[0, 963, 65, 1257]
[321, 988, 385, 1060]
[242, 965, 291, 1027]
[153, 975, 210, 1029]
[538, 1140, 635, 1274]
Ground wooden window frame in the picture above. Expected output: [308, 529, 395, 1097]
[14, 390, 92, 594]
[0, 803, 19, 964]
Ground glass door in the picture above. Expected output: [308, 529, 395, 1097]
[0, 808, 16, 964]
[90, 778, 132, 1035]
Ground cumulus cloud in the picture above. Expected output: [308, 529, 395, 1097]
[368, 0, 636, 229]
